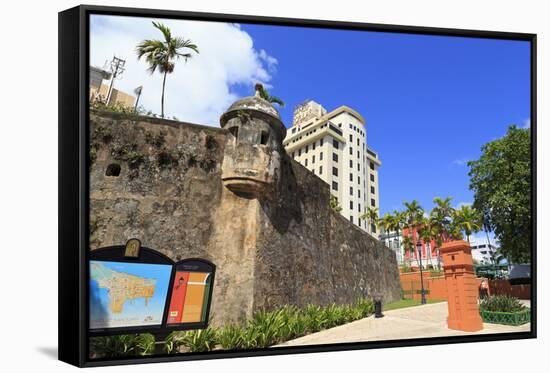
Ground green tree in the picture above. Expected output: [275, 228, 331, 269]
[429, 196, 455, 269]
[255, 83, 285, 107]
[468, 125, 531, 263]
[403, 200, 424, 266]
[453, 204, 482, 243]
[136, 22, 199, 118]
[379, 213, 394, 247]
[360, 207, 380, 234]
[329, 195, 342, 213]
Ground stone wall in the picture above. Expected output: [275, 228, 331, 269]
[89, 111, 401, 326]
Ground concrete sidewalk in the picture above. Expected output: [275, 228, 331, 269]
[276, 302, 530, 347]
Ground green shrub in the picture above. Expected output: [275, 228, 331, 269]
[90, 298, 377, 357]
[479, 295, 526, 313]
[172, 329, 217, 353]
[89, 334, 154, 358]
[216, 324, 244, 350]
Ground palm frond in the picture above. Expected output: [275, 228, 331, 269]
[152, 21, 172, 42]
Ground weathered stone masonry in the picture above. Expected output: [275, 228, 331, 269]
[89, 97, 401, 327]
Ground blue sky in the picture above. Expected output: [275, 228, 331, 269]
[91, 16, 531, 233]
[238, 23, 531, 217]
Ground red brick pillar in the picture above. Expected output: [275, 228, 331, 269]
[441, 240, 483, 332]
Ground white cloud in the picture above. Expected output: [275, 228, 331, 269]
[451, 158, 470, 166]
[522, 118, 531, 129]
[90, 15, 276, 126]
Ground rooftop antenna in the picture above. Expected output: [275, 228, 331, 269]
[106, 56, 126, 105]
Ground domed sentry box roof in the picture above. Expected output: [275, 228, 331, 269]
[219, 84, 287, 142]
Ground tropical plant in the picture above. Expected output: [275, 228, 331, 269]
[176, 328, 217, 353]
[216, 324, 244, 350]
[453, 204, 483, 243]
[479, 295, 526, 313]
[417, 217, 437, 269]
[360, 206, 380, 233]
[329, 195, 342, 213]
[468, 125, 531, 263]
[136, 22, 199, 118]
[379, 213, 394, 247]
[89, 334, 155, 358]
[429, 197, 455, 269]
[255, 83, 285, 107]
[402, 200, 424, 265]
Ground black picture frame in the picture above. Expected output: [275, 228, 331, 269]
[59, 4, 537, 367]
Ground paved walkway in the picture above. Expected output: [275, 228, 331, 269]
[276, 302, 530, 347]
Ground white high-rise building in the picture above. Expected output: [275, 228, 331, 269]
[283, 100, 381, 237]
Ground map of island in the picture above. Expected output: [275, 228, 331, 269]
[91, 262, 157, 313]
[90, 260, 172, 329]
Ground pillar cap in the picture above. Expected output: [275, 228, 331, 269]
[440, 240, 471, 253]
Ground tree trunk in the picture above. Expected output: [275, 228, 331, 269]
[161, 71, 167, 118]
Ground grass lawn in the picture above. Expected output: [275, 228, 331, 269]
[383, 298, 445, 312]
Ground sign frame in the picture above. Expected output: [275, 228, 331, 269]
[88, 243, 215, 337]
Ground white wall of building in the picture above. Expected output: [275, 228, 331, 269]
[284, 101, 380, 236]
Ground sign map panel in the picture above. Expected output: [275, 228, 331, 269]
[89, 260, 172, 329]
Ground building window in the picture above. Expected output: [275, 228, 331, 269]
[371, 198, 376, 207]
[332, 181, 338, 191]
[357, 151, 360, 159]
[371, 186, 375, 194]
[349, 134, 353, 142]
[312, 155, 315, 163]
[371, 224, 377, 233]
[349, 124, 352, 129]
[357, 138, 360, 146]
[313, 142, 316, 150]
[305, 145, 309, 153]
[358, 176, 360, 185]
[350, 187, 353, 195]
[349, 160, 353, 168]
[333, 153, 338, 162]
[370, 174, 375, 182]
[305, 158, 308, 166]
[358, 190, 361, 198]
[358, 203, 361, 212]
[298, 149, 302, 156]
[320, 138, 324, 146]
[370, 162, 375, 170]
[319, 166, 323, 174]
[292, 152, 296, 159]
[333, 139, 339, 149]
[349, 173, 353, 181]
[350, 201, 353, 210]
[357, 163, 360, 171]
[350, 216, 354, 223]
[332, 167, 338, 176]
[349, 146, 353, 155]
[320, 152, 323, 160]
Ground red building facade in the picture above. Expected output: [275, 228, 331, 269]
[402, 226, 441, 269]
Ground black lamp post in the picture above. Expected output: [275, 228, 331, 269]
[417, 239, 427, 304]
[374, 294, 384, 318]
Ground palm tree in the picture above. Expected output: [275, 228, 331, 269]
[429, 197, 455, 269]
[136, 22, 199, 118]
[391, 210, 406, 263]
[360, 207, 380, 235]
[379, 213, 394, 247]
[255, 83, 285, 107]
[453, 205, 482, 243]
[403, 200, 424, 268]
